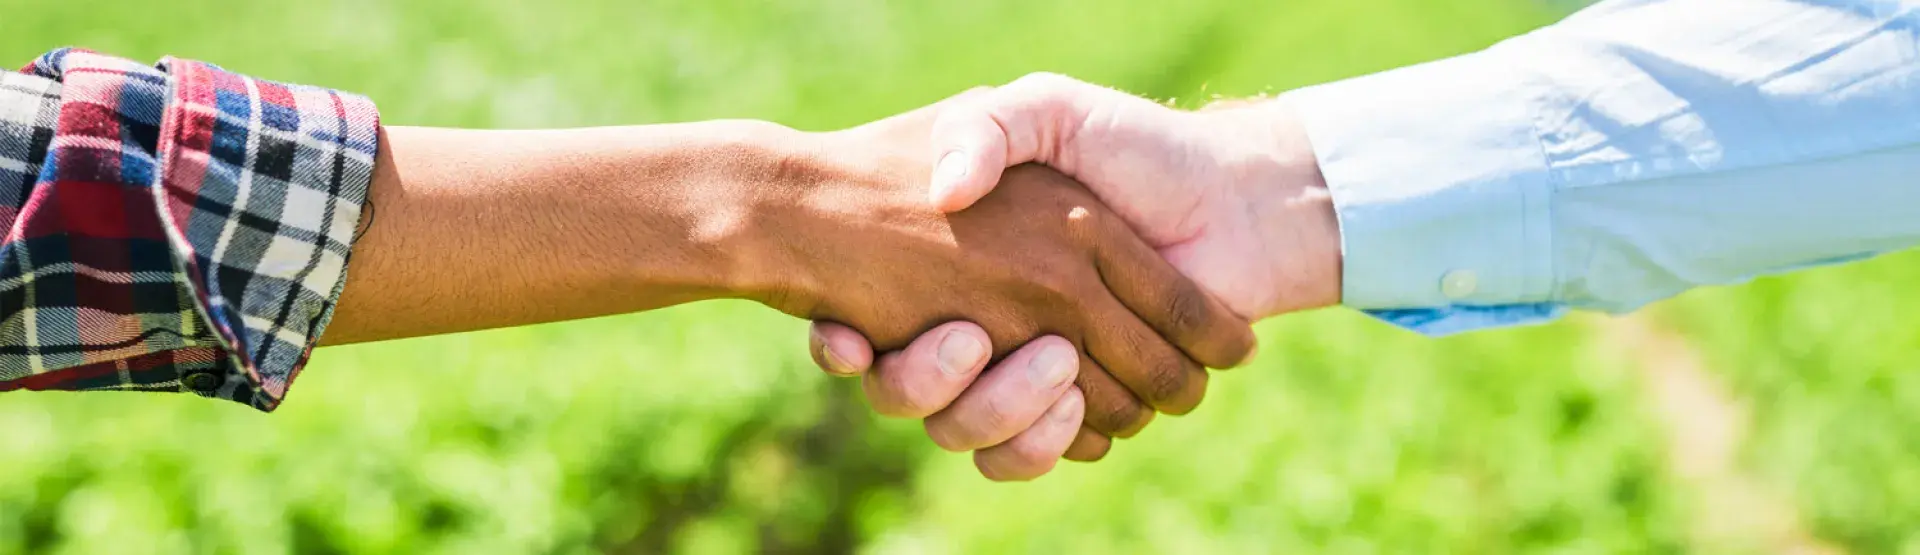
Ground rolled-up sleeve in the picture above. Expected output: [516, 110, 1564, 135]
[0, 48, 379, 411]
[1283, 0, 1920, 336]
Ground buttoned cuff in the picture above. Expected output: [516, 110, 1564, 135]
[1282, 50, 1560, 336]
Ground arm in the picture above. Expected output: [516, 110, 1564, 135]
[1284, 0, 1920, 334]
[0, 49, 1255, 472]
[333, 110, 1255, 441]
[921, 0, 1920, 330]
[818, 0, 1920, 478]
[1, 50, 782, 408]
[325, 122, 802, 344]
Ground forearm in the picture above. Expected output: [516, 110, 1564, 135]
[1282, 0, 1920, 335]
[325, 122, 804, 344]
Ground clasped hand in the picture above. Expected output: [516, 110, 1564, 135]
[751, 95, 1256, 473]
[329, 75, 1336, 482]
[788, 78, 1339, 481]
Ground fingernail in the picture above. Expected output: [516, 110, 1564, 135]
[1027, 345, 1077, 389]
[823, 349, 857, 376]
[815, 330, 857, 376]
[937, 329, 986, 377]
[933, 150, 968, 189]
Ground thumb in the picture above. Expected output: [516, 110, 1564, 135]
[809, 321, 876, 377]
[927, 73, 1095, 213]
[926, 97, 1011, 212]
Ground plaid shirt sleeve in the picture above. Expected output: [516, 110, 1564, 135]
[0, 48, 380, 411]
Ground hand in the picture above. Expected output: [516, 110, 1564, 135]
[926, 73, 1341, 318]
[761, 100, 1257, 473]
[807, 75, 1341, 480]
[812, 321, 1118, 476]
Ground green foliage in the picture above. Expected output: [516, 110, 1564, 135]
[0, 0, 1908, 553]
[1667, 250, 1920, 554]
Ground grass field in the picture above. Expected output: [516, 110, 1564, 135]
[2, 0, 1918, 553]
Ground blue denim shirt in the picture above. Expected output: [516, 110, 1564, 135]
[1284, 0, 1920, 336]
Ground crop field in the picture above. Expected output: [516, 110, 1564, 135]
[1, 0, 1916, 553]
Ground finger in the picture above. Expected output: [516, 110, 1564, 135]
[1073, 353, 1155, 437]
[809, 322, 875, 377]
[1063, 426, 1112, 462]
[861, 321, 993, 419]
[1082, 304, 1211, 415]
[973, 387, 1084, 481]
[1092, 214, 1258, 369]
[923, 336, 1079, 451]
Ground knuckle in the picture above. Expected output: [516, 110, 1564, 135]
[1005, 72, 1083, 119]
[870, 373, 945, 418]
[927, 400, 1016, 452]
[1097, 324, 1156, 369]
[1159, 367, 1207, 416]
[1162, 288, 1207, 336]
[1009, 437, 1063, 470]
[973, 394, 1021, 439]
[1144, 359, 1194, 408]
[1010, 71, 1074, 95]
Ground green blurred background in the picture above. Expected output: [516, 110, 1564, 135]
[3, 0, 1919, 553]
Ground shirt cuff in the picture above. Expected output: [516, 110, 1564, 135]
[6, 49, 378, 410]
[1281, 50, 1561, 336]
[155, 57, 380, 409]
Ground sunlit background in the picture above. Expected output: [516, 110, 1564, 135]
[3, 0, 1918, 553]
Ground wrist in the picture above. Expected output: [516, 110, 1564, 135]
[1218, 99, 1343, 318]
[613, 120, 825, 309]
[716, 124, 956, 320]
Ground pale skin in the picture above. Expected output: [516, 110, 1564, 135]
[811, 74, 1345, 481]
[321, 97, 1258, 473]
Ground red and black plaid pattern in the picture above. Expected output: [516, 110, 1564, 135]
[0, 49, 379, 411]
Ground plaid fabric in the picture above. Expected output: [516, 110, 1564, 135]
[0, 48, 380, 411]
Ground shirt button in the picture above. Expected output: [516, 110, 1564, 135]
[1440, 270, 1479, 300]
[182, 371, 225, 393]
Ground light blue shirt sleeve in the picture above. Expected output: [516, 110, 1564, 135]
[1280, 0, 1920, 336]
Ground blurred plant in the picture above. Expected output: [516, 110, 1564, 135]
[0, 0, 1911, 553]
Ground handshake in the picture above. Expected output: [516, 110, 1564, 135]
[31, 12, 1911, 485]
[25, 0, 1891, 491]
[784, 75, 1343, 480]
[333, 73, 1342, 482]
